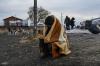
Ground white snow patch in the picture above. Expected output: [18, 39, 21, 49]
[66, 29, 91, 33]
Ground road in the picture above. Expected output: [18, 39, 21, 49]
[0, 33, 100, 66]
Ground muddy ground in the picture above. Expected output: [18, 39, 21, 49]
[0, 33, 100, 66]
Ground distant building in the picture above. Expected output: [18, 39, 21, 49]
[80, 18, 100, 29]
[37, 20, 45, 35]
[28, 19, 45, 35]
[91, 18, 100, 25]
[80, 20, 92, 29]
[85, 20, 92, 29]
[80, 21, 86, 29]
[22, 20, 28, 27]
[3, 16, 23, 28]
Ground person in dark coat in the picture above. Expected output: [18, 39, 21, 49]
[70, 17, 75, 29]
[64, 16, 70, 30]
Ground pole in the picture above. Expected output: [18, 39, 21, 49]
[34, 0, 37, 36]
[61, 12, 63, 25]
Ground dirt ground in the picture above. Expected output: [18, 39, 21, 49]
[0, 33, 100, 66]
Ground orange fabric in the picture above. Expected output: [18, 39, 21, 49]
[44, 18, 61, 43]
[50, 18, 61, 42]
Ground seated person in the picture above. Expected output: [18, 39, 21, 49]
[39, 15, 71, 58]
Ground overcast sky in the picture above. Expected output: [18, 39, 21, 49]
[0, 0, 100, 25]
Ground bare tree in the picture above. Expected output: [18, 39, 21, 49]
[28, 6, 50, 23]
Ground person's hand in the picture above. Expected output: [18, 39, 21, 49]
[44, 38, 49, 43]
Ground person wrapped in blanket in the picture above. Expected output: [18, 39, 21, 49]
[38, 15, 71, 58]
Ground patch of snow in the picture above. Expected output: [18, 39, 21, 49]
[66, 29, 91, 33]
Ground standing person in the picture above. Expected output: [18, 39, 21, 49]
[39, 15, 71, 58]
[70, 17, 75, 29]
[64, 16, 70, 30]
